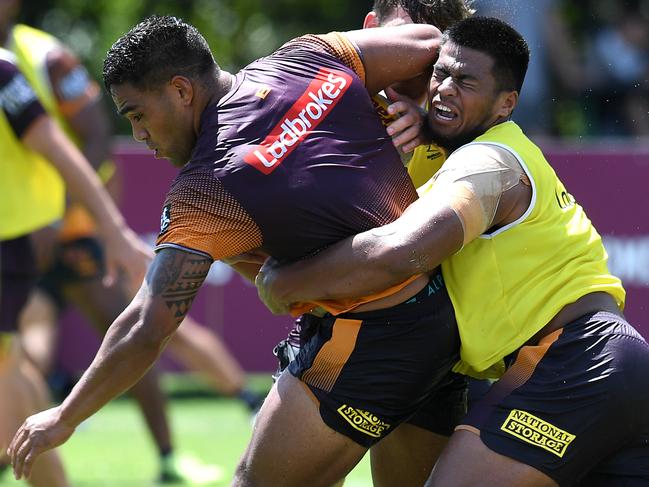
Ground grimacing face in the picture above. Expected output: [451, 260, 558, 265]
[111, 81, 196, 167]
[427, 41, 514, 150]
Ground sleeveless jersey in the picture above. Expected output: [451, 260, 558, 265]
[425, 121, 626, 378]
[156, 34, 419, 314]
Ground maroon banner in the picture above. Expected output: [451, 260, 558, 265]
[546, 140, 649, 337]
[57, 140, 649, 375]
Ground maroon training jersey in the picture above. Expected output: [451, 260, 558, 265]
[156, 33, 417, 271]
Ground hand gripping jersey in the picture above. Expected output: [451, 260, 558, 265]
[156, 33, 419, 314]
[425, 121, 626, 378]
[371, 93, 447, 189]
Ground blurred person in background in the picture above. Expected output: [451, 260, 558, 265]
[0, 0, 264, 483]
[546, 0, 649, 136]
[0, 21, 149, 487]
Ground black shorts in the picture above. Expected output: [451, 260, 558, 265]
[459, 311, 649, 486]
[288, 272, 461, 447]
[0, 236, 38, 333]
[38, 236, 105, 309]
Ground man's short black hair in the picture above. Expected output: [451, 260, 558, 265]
[372, 0, 474, 31]
[103, 15, 217, 92]
[443, 16, 529, 93]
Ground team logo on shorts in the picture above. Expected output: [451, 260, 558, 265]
[337, 405, 391, 438]
[159, 204, 171, 235]
[501, 409, 576, 458]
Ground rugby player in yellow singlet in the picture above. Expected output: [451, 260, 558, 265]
[256, 17, 649, 487]
[0, 10, 149, 486]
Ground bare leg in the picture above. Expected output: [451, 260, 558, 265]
[0, 337, 69, 487]
[62, 277, 173, 455]
[371, 423, 448, 487]
[426, 430, 557, 487]
[233, 371, 366, 487]
[17, 289, 59, 376]
[168, 315, 245, 396]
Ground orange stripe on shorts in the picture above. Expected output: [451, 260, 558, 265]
[500, 328, 564, 391]
[302, 318, 362, 392]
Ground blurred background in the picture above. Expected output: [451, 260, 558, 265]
[17, 0, 649, 138]
[3, 1, 648, 485]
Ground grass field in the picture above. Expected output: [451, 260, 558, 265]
[1, 376, 373, 486]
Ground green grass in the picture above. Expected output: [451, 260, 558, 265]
[1, 377, 373, 486]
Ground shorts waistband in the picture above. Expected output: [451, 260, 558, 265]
[339, 271, 446, 320]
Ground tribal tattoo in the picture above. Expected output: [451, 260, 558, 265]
[146, 248, 212, 324]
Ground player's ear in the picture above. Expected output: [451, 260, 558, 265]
[495, 90, 518, 119]
[169, 75, 194, 106]
[363, 11, 380, 29]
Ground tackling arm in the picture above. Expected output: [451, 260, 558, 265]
[256, 192, 464, 314]
[344, 24, 441, 94]
[7, 248, 211, 480]
[256, 145, 532, 313]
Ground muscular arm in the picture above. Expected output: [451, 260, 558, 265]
[8, 248, 211, 479]
[345, 24, 441, 94]
[257, 146, 532, 312]
[257, 192, 464, 311]
[61, 248, 210, 423]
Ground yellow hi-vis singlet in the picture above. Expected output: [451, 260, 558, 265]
[427, 121, 626, 379]
[0, 48, 64, 240]
[408, 142, 447, 189]
[8, 24, 77, 141]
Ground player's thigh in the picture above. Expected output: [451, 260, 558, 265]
[17, 289, 59, 374]
[371, 423, 448, 487]
[63, 274, 131, 332]
[427, 430, 557, 487]
[234, 371, 366, 487]
[371, 371, 468, 487]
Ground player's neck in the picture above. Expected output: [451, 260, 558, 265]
[210, 70, 235, 106]
[193, 71, 234, 135]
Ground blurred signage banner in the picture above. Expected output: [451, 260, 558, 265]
[58, 140, 649, 374]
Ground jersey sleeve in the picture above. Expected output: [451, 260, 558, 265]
[0, 58, 45, 138]
[46, 47, 100, 117]
[155, 170, 263, 261]
[278, 32, 366, 84]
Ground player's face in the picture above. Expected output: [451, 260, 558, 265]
[427, 41, 514, 151]
[111, 82, 195, 167]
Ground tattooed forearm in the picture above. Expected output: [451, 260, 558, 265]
[146, 249, 212, 324]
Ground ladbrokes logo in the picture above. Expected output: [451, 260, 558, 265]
[337, 405, 391, 438]
[501, 409, 576, 458]
[244, 68, 352, 174]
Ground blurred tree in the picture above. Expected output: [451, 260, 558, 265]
[18, 0, 371, 133]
